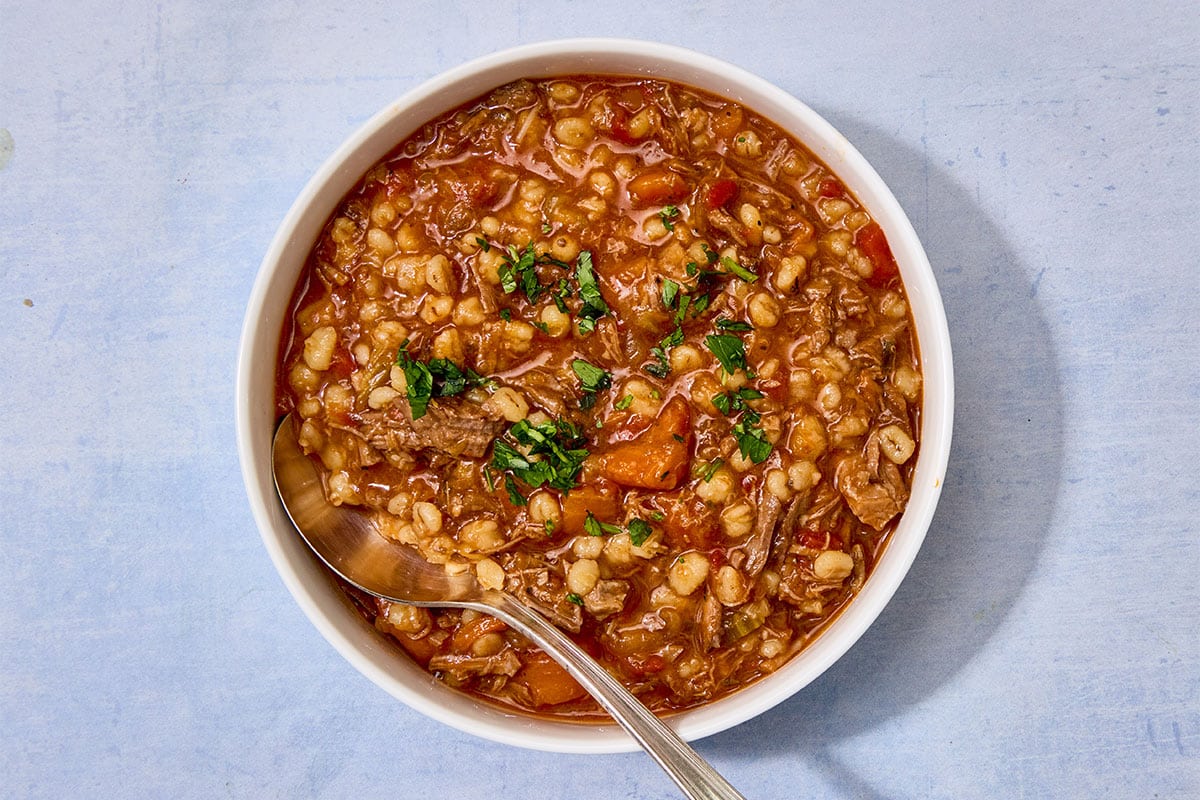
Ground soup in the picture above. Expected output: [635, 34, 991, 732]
[276, 76, 921, 716]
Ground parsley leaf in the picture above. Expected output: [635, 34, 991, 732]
[615, 394, 634, 411]
[645, 325, 685, 378]
[715, 317, 753, 332]
[491, 417, 590, 493]
[566, 592, 584, 606]
[627, 518, 653, 546]
[584, 511, 622, 537]
[396, 343, 490, 419]
[701, 458, 725, 482]
[732, 417, 772, 463]
[720, 255, 758, 282]
[504, 473, 527, 506]
[705, 334, 748, 374]
[662, 278, 680, 309]
[712, 387, 765, 417]
[572, 359, 612, 409]
[659, 205, 679, 232]
[574, 250, 608, 333]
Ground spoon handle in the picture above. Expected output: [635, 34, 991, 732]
[485, 591, 746, 800]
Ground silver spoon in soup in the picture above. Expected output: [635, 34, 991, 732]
[272, 413, 745, 800]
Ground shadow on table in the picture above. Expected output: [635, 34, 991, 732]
[700, 118, 1064, 796]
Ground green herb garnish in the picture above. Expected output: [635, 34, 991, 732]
[395, 343, 490, 419]
[705, 334, 748, 374]
[615, 394, 634, 411]
[720, 255, 758, 282]
[566, 592, 584, 606]
[584, 511, 622, 537]
[574, 250, 608, 334]
[715, 317, 753, 332]
[504, 473, 527, 506]
[628, 518, 653, 546]
[701, 458, 725, 482]
[659, 205, 679, 232]
[490, 417, 590, 493]
[572, 358, 612, 409]
[732, 417, 772, 463]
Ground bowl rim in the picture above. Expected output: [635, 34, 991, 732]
[236, 36, 954, 754]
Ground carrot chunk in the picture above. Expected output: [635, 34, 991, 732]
[594, 396, 692, 490]
[514, 652, 587, 707]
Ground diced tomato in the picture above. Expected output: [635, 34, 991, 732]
[559, 479, 623, 537]
[593, 396, 691, 490]
[627, 169, 689, 207]
[514, 652, 587, 707]
[623, 653, 667, 676]
[705, 178, 738, 210]
[608, 107, 640, 146]
[817, 177, 845, 198]
[796, 528, 844, 551]
[449, 615, 507, 653]
[856, 222, 899, 287]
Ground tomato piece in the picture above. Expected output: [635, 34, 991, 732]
[627, 169, 689, 207]
[514, 652, 587, 707]
[856, 222, 899, 287]
[817, 177, 845, 198]
[796, 528, 844, 551]
[593, 396, 692, 490]
[705, 178, 738, 210]
[559, 479, 623, 537]
[607, 107, 640, 146]
[623, 653, 667, 676]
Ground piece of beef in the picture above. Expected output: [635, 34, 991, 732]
[428, 649, 522, 679]
[834, 453, 908, 530]
[740, 489, 782, 579]
[358, 396, 504, 459]
[502, 553, 583, 633]
[583, 580, 629, 620]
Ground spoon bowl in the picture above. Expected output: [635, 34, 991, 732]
[272, 414, 745, 800]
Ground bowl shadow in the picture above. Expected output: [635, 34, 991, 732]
[699, 116, 1065, 793]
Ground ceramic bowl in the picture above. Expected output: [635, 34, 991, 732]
[236, 37, 953, 754]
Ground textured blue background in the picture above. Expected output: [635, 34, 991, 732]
[1, 2, 1197, 798]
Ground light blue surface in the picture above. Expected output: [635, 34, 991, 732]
[2, 2, 1197, 798]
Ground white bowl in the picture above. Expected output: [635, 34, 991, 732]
[236, 38, 953, 754]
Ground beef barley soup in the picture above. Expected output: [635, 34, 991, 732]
[276, 76, 922, 717]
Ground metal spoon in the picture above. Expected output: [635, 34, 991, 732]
[272, 415, 745, 800]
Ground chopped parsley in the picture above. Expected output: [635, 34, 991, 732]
[584, 511, 622, 537]
[705, 334, 748, 375]
[715, 317, 753, 332]
[732, 417, 772, 464]
[711, 386, 765, 417]
[572, 359, 612, 409]
[475, 236, 490, 252]
[662, 278, 680, 309]
[701, 458, 725, 482]
[649, 510, 665, 521]
[503, 473, 527, 506]
[566, 592, 584, 606]
[490, 417, 590, 493]
[574, 250, 608, 334]
[645, 325, 684, 378]
[720, 255, 758, 283]
[659, 205, 679, 231]
[627, 518, 653, 546]
[395, 342, 490, 419]
[614, 394, 634, 411]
